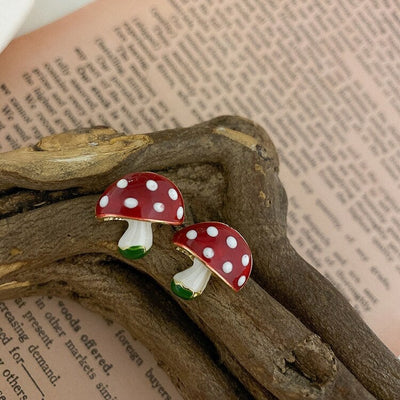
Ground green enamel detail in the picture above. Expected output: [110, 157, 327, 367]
[119, 245, 149, 260]
[171, 280, 195, 300]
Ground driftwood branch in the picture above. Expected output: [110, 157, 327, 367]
[0, 254, 253, 400]
[0, 116, 399, 399]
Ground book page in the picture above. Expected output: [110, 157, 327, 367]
[0, 296, 182, 399]
[0, 0, 399, 392]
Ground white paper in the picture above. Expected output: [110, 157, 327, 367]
[0, 296, 182, 399]
[0, 0, 34, 53]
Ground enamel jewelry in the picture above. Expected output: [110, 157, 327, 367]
[96, 172, 184, 259]
[171, 222, 252, 299]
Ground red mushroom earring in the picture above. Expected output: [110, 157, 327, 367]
[96, 172, 184, 259]
[171, 222, 252, 299]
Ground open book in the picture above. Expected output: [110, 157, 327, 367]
[0, 0, 399, 398]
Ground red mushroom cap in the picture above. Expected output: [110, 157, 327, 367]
[173, 222, 252, 291]
[96, 172, 184, 224]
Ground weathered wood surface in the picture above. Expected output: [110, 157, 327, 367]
[0, 116, 399, 399]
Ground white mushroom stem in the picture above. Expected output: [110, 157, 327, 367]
[173, 257, 212, 296]
[118, 219, 153, 251]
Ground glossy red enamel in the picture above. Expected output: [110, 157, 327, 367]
[96, 172, 184, 224]
[173, 222, 252, 291]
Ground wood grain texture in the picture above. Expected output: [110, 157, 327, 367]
[0, 116, 398, 399]
[0, 253, 258, 400]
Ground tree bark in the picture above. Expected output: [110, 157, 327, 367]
[0, 254, 255, 400]
[0, 116, 398, 399]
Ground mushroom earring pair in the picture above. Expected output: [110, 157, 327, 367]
[96, 172, 252, 299]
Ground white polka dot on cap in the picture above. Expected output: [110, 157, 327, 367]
[117, 179, 128, 188]
[153, 202, 165, 212]
[146, 180, 158, 191]
[176, 206, 184, 220]
[207, 226, 219, 237]
[237, 275, 246, 286]
[168, 188, 178, 200]
[186, 230, 197, 240]
[226, 236, 237, 249]
[99, 195, 109, 208]
[203, 247, 214, 258]
[222, 261, 233, 274]
[124, 198, 138, 208]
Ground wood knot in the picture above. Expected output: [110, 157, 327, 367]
[292, 334, 337, 386]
